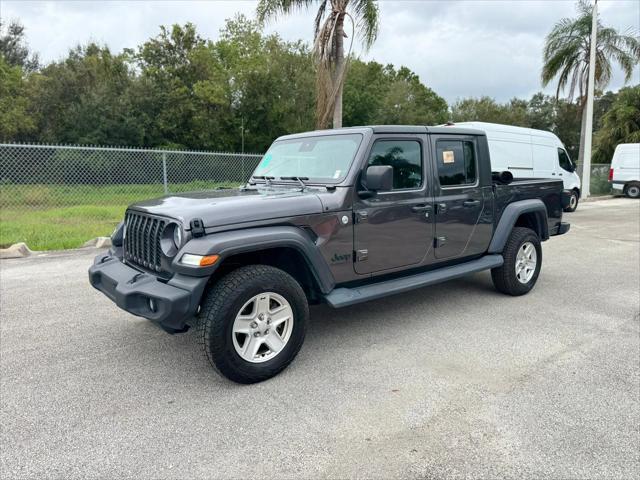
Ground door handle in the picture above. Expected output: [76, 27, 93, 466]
[411, 204, 432, 212]
[436, 203, 447, 214]
[463, 200, 480, 207]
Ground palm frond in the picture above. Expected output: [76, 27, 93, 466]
[256, 0, 317, 23]
[351, 0, 379, 50]
[313, 0, 329, 39]
[542, 0, 640, 98]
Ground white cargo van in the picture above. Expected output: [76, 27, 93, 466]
[609, 143, 640, 198]
[448, 122, 581, 212]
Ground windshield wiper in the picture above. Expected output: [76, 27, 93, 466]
[252, 175, 275, 187]
[280, 176, 309, 191]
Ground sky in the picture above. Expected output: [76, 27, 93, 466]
[1, 0, 639, 103]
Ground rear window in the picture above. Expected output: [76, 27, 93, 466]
[436, 140, 477, 186]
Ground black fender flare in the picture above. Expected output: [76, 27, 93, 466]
[488, 199, 549, 253]
[171, 226, 335, 294]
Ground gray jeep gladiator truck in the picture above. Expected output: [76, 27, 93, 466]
[89, 125, 570, 383]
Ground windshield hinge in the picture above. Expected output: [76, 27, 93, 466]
[190, 218, 205, 238]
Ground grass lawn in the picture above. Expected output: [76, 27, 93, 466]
[0, 182, 240, 250]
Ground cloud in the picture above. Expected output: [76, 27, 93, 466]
[2, 0, 639, 103]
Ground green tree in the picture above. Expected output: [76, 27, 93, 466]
[593, 85, 640, 163]
[343, 61, 447, 126]
[257, 0, 380, 129]
[0, 20, 39, 72]
[132, 23, 224, 149]
[375, 66, 448, 125]
[29, 43, 142, 145]
[0, 56, 35, 140]
[215, 16, 315, 151]
[541, 0, 640, 168]
[450, 96, 511, 124]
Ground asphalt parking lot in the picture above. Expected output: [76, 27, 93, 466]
[1, 198, 639, 479]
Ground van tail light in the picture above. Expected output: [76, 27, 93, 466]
[608, 168, 614, 181]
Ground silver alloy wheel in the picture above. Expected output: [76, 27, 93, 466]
[232, 292, 294, 363]
[569, 194, 578, 209]
[515, 241, 537, 284]
[628, 185, 640, 198]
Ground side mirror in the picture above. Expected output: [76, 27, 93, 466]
[366, 165, 393, 192]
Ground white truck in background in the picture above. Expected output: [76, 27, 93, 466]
[447, 122, 581, 212]
[609, 144, 640, 198]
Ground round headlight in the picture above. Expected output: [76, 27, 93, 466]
[160, 223, 181, 257]
[173, 225, 183, 249]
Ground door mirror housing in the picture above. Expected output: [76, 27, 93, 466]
[365, 165, 393, 192]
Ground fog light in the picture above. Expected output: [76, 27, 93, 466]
[149, 298, 157, 312]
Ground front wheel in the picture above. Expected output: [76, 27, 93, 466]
[197, 265, 309, 384]
[563, 190, 579, 212]
[491, 227, 542, 296]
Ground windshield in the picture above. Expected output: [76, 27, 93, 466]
[252, 134, 363, 183]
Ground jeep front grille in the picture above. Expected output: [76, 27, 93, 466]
[124, 212, 165, 272]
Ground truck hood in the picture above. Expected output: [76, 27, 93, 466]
[128, 187, 324, 229]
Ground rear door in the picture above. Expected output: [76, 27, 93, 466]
[431, 135, 486, 260]
[353, 136, 433, 274]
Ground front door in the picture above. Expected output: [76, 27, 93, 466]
[353, 137, 433, 274]
[432, 136, 485, 259]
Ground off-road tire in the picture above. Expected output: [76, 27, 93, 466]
[563, 190, 579, 212]
[625, 183, 640, 199]
[197, 265, 308, 384]
[491, 227, 542, 296]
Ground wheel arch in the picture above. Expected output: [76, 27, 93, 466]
[488, 200, 549, 253]
[177, 226, 335, 299]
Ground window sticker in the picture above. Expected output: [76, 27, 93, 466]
[442, 150, 455, 164]
[333, 169, 341, 179]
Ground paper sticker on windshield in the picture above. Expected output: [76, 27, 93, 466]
[333, 170, 341, 179]
[260, 153, 272, 167]
[442, 150, 455, 164]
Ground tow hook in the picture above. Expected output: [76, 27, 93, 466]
[128, 273, 146, 284]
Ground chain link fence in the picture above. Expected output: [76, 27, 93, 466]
[0, 143, 262, 250]
[582, 164, 613, 196]
[0, 143, 263, 207]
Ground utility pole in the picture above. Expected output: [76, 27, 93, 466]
[582, 0, 598, 198]
[240, 117, 245, 155]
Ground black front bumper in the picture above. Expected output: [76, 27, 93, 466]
[88, 253, 208, 332]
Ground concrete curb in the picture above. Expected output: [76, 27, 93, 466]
[1, 237, 112, 260]
[582, 195, 615, 203]
[82, 237, 112, 248]
[0, 242, 35, 259]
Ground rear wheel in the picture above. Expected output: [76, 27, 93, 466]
[625, 183, 640, 199]
[197, 265, 308, 384]
[563, 190, 579, 212]
[491, 227, 542, 296]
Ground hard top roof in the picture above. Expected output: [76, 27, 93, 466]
[276, 125, 485, 141]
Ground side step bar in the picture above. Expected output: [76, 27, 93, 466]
[324, 254, 504, 308]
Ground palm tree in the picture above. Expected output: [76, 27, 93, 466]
[542, 0, 640, 169]
[257, 0, 379, 129]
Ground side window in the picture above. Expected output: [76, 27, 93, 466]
[436, 140, 477, 186]
[367, 140, 422, 190]
[558, 148, 574, 172]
